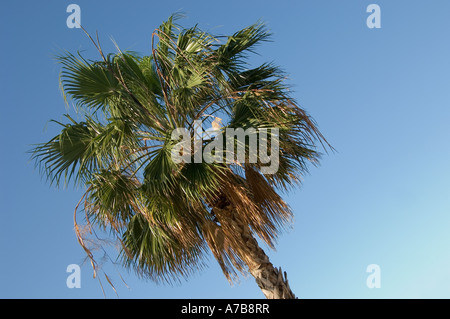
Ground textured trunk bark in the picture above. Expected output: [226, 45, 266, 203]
[212, 202, 297, 299]
[233, 216, 296, 299]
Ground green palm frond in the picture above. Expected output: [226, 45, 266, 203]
[57, 52, 120, 112]
[32, 114, 140, 186]
[121, 213, 207, 284]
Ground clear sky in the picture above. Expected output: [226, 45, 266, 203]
[1, 0, 450, 299]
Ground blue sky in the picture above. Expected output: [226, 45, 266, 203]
[1, 0, 450, 299]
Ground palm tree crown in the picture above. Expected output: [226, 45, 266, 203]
[32, 15, 330, 298]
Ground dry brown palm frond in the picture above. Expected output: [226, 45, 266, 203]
[244, 165, 293, 230]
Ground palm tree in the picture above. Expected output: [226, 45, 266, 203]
[32, 15, 330, 299]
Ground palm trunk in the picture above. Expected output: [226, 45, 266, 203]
[211, 202, 296, 299]
[231, 213, 296, 299]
